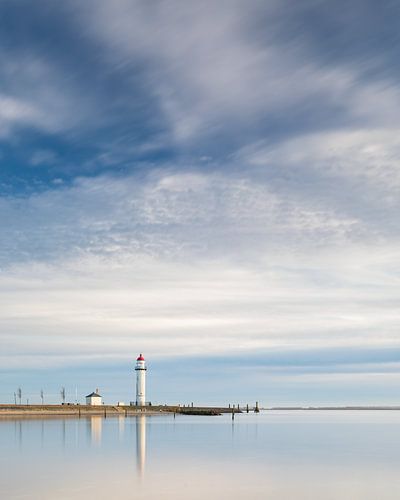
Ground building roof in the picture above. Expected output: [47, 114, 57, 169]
[137, 353, 145, 361]
[86, 392, 102, 398]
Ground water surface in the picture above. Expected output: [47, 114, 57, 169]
[2, 410, 400, 499]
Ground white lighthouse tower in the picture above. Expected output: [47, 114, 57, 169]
[135, 354, 146, 406]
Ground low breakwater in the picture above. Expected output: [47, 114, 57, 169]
[0, 404, 238, 417]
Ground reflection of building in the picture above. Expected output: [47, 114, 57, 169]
[135, 354, 146, 406]
[90, 416, 102, 445]
[86, 389, 102, 405]
[136, 415, 146, 477]
[118, 415, 125, 441]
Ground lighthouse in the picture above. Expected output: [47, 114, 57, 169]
[135, 354, 147, 406]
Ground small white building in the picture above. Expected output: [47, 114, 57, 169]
[86, 390, 102, 406]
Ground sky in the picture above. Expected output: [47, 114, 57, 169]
[1, 0, 400, 406]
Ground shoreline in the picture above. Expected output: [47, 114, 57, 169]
[2, 404, 400, 418]
[0, 404, 235, 417]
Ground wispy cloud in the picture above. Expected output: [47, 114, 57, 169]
[0, 168, 360, 265]
[0, 167, 399, 375]
[0, 53, 104, 148]
[72, 0, 400, 150]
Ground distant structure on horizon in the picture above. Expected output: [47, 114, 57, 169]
[135, 354, 147, 406]
[86, 389, 102, 406]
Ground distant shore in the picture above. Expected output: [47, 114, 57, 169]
[269, 406, 400, 410]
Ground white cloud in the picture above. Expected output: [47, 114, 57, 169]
[0, 167, 399, 369]
[0, 94, 46, 138]
[234, 127, 400, 247]
[0, 169, 359, 265]
[0, 52, 97, 138]
[242, 128, 400, 190]
[1, 241, 400, 369]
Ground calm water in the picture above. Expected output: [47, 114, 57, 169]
[2, 410, 400, 499]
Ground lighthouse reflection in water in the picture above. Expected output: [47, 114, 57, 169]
[88, 413, 147, 477]
[136, 414, 146, 476]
